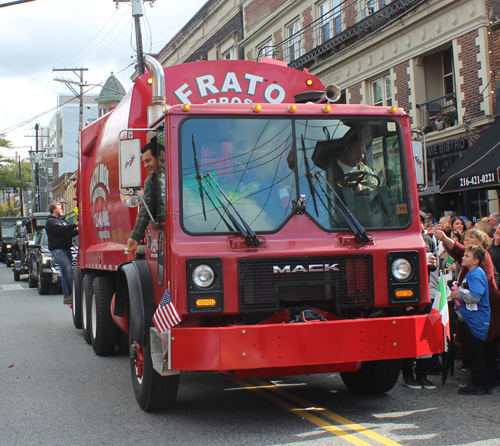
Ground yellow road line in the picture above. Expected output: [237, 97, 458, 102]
[231, 378, 374, 446]
[251, 378, 403, 446]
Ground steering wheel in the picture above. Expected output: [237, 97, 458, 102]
[342, 171, 380, 188]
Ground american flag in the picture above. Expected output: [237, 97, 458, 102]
[153, 289, 182, 333]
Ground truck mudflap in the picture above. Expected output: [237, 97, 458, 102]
[150, 314, 445, 377]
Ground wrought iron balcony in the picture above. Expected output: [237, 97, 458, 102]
[416, 93, 458, 133]
[257, 0, 423, 68]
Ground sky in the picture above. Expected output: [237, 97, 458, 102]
[0, 0, 208, 159]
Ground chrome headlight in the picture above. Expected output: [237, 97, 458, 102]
[192, 264, 215, 288]
[391, 258, 412, 281]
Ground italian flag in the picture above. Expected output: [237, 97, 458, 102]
[431, 274, 450, 340]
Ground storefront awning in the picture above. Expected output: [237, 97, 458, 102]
[439, 118, 500, 193]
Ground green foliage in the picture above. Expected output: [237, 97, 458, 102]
[0, 153, 34, 193]
[0, 136, 12, 149]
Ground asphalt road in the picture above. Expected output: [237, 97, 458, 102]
[1, 262, 500, 446]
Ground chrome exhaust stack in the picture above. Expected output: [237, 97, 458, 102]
[144, 55, 168, 126]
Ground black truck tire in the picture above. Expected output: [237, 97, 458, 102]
[82, 273, 96, 345]
[28, 261, 37, 288]
[90, 276, 118, 356]
[72, 267, 83, 329]
[129, 330, 179, 412]
[340, 359, 402, 394]
[37, 268, 51, 295]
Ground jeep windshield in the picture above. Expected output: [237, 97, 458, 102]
[180, 117, 409, 234]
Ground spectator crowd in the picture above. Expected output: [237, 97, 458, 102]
[403, 211, 500, 395]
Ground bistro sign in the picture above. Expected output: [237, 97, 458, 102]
[427, 138, 468, 158]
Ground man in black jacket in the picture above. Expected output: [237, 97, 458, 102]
[45, 203, 78, 305]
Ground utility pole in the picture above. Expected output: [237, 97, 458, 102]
[115, 0, 156, 75]
[34, 123, 40, 213]
[52, 68, 89, 132]
[16, 152, 23, 217]
[132, 0, 145, 75]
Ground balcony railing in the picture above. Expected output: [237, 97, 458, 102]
[416, 93, 458, 133]
[257, 0, 422, 68]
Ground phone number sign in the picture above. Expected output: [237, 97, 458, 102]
[459, 172, 497, 188]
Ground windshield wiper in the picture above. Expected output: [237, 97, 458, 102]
[191, 134, 207, 221]
[301, 134, 319, 217]
[199, 173, 261, 247]
[312, 171, 370, 243]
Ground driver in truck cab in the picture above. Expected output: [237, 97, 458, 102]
[126, 140, 165, 250]
[329, 137, 377, 191]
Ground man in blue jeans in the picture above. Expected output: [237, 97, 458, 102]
[45, 203, 78, 305]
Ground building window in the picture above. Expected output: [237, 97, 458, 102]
[435, 156, 459, 182]
[318, 0, 341, 45]
[286, 20, 302, 62]
[443, 48, 455, 96]
[364, 0, 386, 17]
[258, 39, 273, 60]
[222, 47, 235, 60]
[371, 74, 392, 106]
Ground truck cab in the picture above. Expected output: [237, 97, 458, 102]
[0, 217, 20, 266]
[13, 212, 50, 281]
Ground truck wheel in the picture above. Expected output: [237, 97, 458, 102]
[28, 261, 37, 288]
[72, 268, 83, 329]
[340, 359, 402, 394]
[13, 269, 20, 281]
[37, 269, 51, 295]
[129, 324, 179, 411]
[82, 273, 96, 345]
[90, 276, 118, 356]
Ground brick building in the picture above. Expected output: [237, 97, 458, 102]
[156, 0, 245, 66]
[240, 0, 500, 219]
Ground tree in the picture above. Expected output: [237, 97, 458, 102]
[0, 136, 34, 216]
[1, 135, 12, 149]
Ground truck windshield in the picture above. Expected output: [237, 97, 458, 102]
[180, 117, 409, 234]
[2, 227, 15, 238]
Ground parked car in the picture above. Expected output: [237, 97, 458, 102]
[13, 213, 50, 281]
[1, 217, 28, 266]
[28, 229, 78, 295]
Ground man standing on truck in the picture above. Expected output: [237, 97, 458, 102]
[126, 140, 165, 250]
[46, 202, 78, 305]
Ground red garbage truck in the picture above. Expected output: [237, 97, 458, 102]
[73, 56, 444, 411]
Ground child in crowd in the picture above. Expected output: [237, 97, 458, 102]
[451, 245, 491, 395]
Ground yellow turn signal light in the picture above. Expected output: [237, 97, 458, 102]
[182, 103, 191, 112]
[147, 78, 153, 85]
[195, 298, 217, 307]
[288, 105, 297, 113]
[306, 79, 313, 86]
[323, 105, 332, 113]
[395, 289, 414, 298]
[253, 104, 262, 113]
[388, 105, 398, 114]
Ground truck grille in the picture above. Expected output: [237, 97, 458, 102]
[238, 255, 373, 312]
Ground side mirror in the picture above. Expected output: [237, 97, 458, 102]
[119, 138, 143, 208]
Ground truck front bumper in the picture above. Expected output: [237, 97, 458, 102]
[151, 314, 445, 378]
